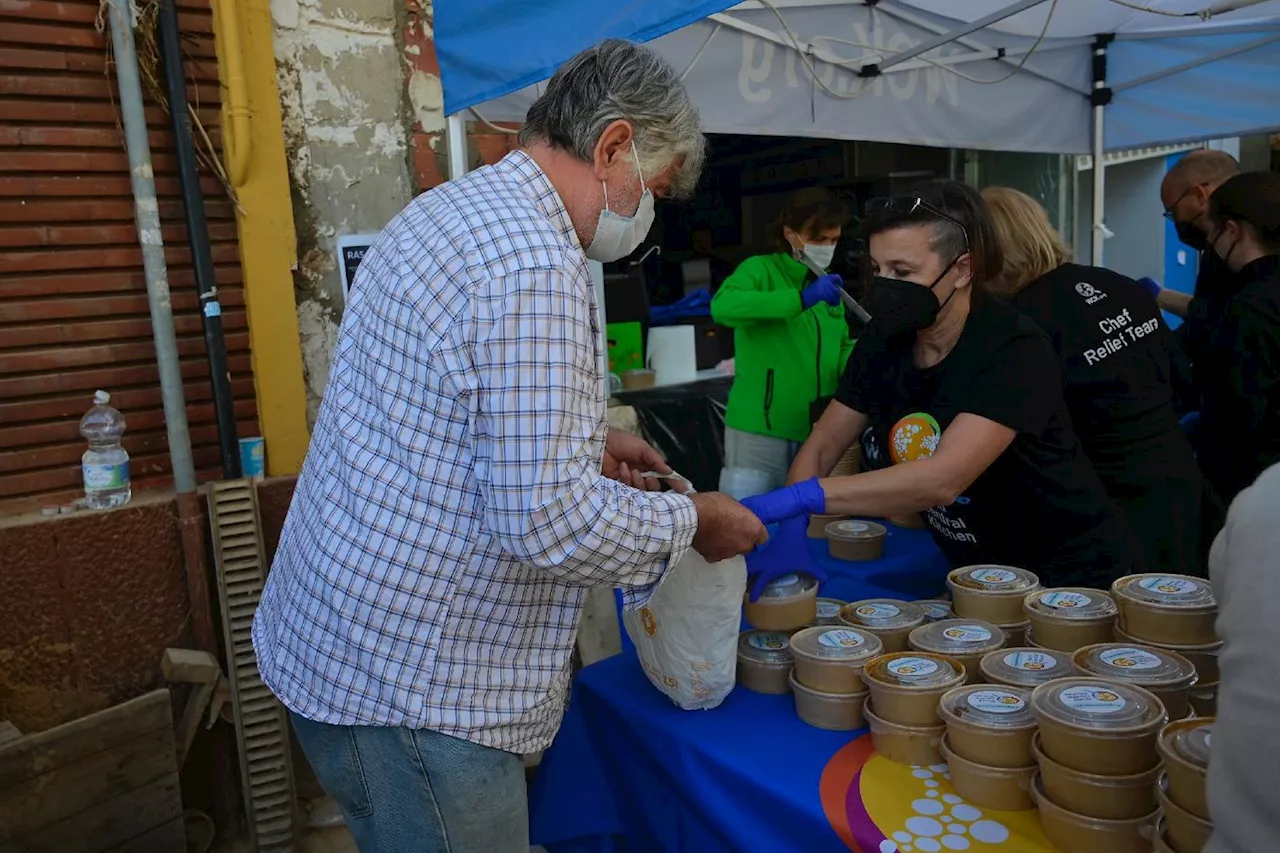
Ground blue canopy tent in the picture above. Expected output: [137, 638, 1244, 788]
[437, 0, 1280, 265]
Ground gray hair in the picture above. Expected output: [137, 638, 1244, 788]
[520, 39, 706, 199]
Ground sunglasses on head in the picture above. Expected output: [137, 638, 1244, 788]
[864, 195, 971, 252]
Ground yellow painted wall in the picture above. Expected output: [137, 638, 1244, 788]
[211, 0, 310, 475]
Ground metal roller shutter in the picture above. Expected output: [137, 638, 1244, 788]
[0, 0, 257, 513]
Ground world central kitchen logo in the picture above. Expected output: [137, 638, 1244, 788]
[1075, 282, 1107, 304]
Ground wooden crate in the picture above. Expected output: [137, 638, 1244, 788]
[0, 690, 185, 853]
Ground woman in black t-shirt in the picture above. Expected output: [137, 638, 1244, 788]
[789, 181, 1139, 588]
[983, 187, 1203, 577]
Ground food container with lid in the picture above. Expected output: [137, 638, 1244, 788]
[1156, 718, 1212, 820]
[947, 565, 1041, 624]
[789, 670, 867, 730]
[938, 684, 1036, 768]
[807, 513, 848, 538]
[811, 597, 846, 626]
[862, 651, 967, 726]
[1032, 732, 1161, 820]
[914, 598, 953, 623]
[838, 599, 925, 653]
[1072, 643, 1198, 720]
[940, 734, 1036, 811]
[1030, 677, 1167, 775]
[864, 699, 945, 766]
[1032, 772, 1159, 853]
[742, 572, 818, 632]
[825, 520, 887, 561]
[980, 647, 1073, 689]
[788, 625, 884, 695]
[735, 630, 794, 695]
[1157, 772, 1212, 853]
[888, 511, 927, 529]
[1024, 587, 1118, 651]
[1111, 574, 1218, 646]
[907, 619, 1007, 683]
[1112, 625, 1221, 684]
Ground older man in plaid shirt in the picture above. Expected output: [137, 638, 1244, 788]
[253, 40, 768, 852]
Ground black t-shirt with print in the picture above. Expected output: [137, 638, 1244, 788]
[836, 296, 1138, 588]
[1010, 264, 1193, 477]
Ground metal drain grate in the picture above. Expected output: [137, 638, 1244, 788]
[207, 479, 298, 851]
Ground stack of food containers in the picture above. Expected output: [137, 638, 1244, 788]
[947, 565, 1040, 647]
[907, 618, 1008, 683]
[735, 630, 795, 695]
[742, 573, 819, 631]
[1111, 574, 1221, 716]
[1029, 678, 1168, 852]
[825, 520, 887, 561]
[1154, 717, 1214, 853]
[1072, 643, 1198, 720]
[837, 599, 925, 652]
[1023, 587, 1117, 651]
[862, 651, 966, 765]
[787, 626, 884, 730]
[938, 684, 1039, 810]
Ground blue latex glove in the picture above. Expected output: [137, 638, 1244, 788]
[1137, 277, 1162, 299]
[801, 273, 845, 311]
[744, 516, 828, 603]
[738, 477, 827, 525]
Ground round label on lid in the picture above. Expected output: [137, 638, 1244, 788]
[855, 603, 901, 620]
[1040, 591, 1091, 609]
[919, 601, 952, 620]
[1138, 576, 1198, 595]
[1100, 647, 1162, 670]
[1059, 686, 1127, 714]
[816, 601, 842, 619]
[887, 656, 939, 677]
[818, 629, 867, 649]
[844, 522, 870, 533]
[967, 690, 1027, 714]
[766, 573, 801, 589]
[747, 632, 790, 651]
[970, 568, 1017, 585]
[1003, 650, 1060, 672]
[943, 625, 993, 643]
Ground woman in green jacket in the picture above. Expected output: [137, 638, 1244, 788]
[712, 187, 855, 488]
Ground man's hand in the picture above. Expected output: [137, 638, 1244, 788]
[603, 429, 669, 491]
[689, 492, 770, 563]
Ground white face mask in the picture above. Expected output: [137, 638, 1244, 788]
[585, 144, 655, 263]
[803, 243, 836, 270]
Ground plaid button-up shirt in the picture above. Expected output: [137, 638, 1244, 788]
[253, 151, 698, 752]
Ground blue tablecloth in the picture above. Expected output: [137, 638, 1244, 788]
[532, 526, 955, 852]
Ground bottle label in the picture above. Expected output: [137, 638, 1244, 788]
[1003, 650, 1059, 672]
[943, 624, 993, 644]
[83, 461, 129, 491]
[1099, 648, 1162, 670]
[1138, 576, 1198, 595]
[1040, 591, 1091, 609]
[967, 690, 1027, 714]
[855, 602, 901, 620]
[818, 629, 867, 649]
[887, 657, 938, 677]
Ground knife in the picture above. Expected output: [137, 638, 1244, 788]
[794, 251, 872, 324]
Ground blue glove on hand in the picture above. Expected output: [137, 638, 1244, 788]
[1137, 277, 1162, 299]
[739, 477, 827, 525]
[744, 516, 828, 603]
[801, 274, 845, 311]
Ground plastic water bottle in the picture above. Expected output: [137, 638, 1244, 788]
[79, 390, 131, 509]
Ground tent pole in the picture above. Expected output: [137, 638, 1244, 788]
[447, 113, 469, 180]
[1090, 35, 1113, 266]
[869, 0, 1052, 73]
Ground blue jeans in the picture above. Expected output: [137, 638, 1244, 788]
[290, 712, 529, 852]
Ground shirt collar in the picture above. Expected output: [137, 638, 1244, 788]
[1239, 253, 1280, 285]
[494, 150, 582, 252]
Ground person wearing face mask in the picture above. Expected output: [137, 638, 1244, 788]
[1193, 172, 1280, 503]
[710, 187, 855, 488]
[251, 41, 770, 852]
[741, 181, 1139, 596]
[982, 187, 1202, 577]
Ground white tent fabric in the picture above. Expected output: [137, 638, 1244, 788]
[467, 0, 1280, 155]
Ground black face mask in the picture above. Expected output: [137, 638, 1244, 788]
[1175, 220, 1210, 252]
[865, 258, 961, 337]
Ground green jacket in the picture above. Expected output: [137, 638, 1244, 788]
[711, 253, 855, 443]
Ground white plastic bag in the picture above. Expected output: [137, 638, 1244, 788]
[623, 549, 747, 710]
